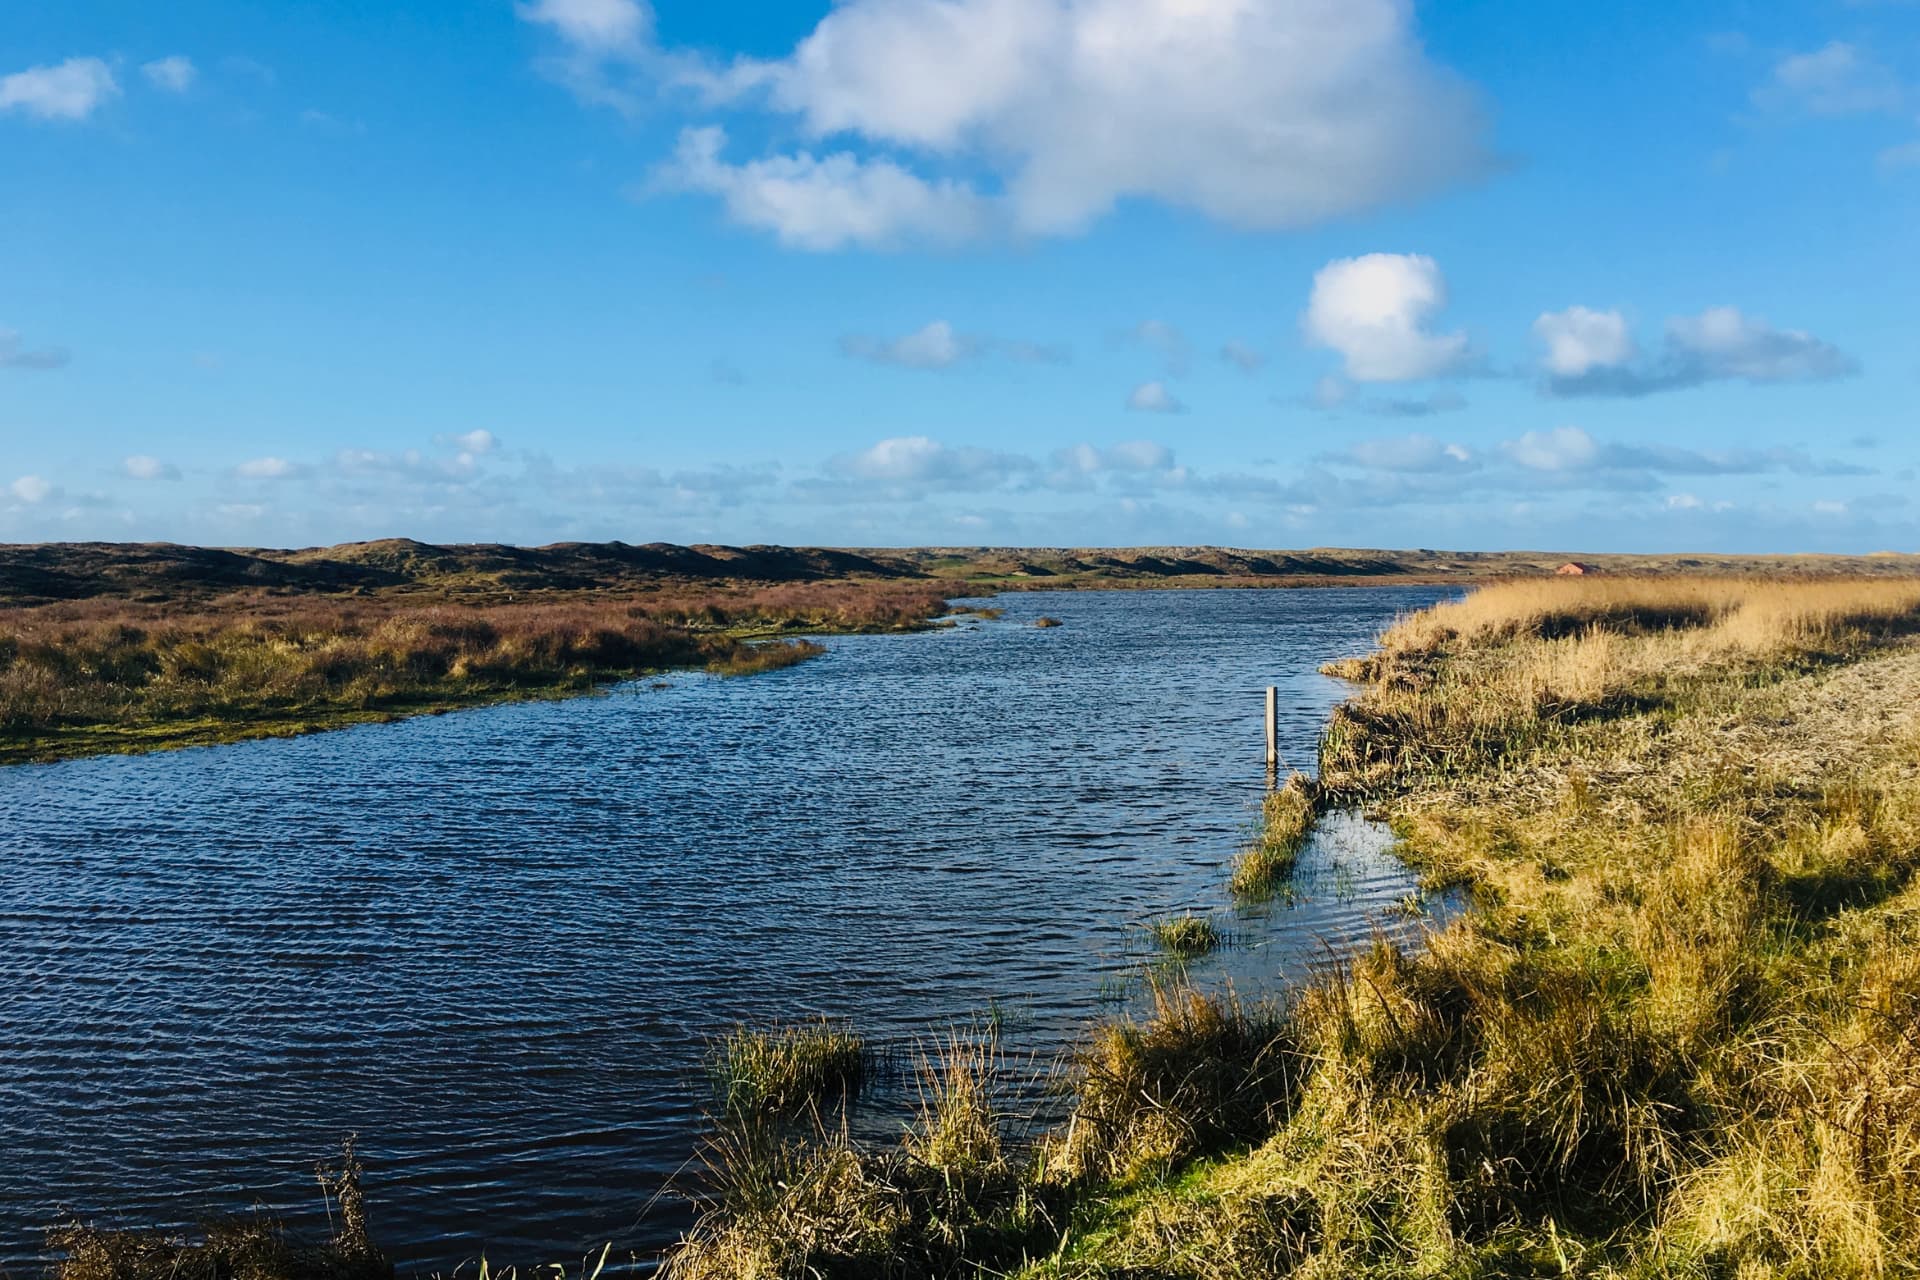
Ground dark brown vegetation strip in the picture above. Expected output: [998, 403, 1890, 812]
[0, 582, 949, 764]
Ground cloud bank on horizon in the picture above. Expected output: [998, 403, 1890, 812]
[2, 0, 1917, 552]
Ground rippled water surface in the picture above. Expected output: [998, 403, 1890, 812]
[1, 587, 1449, 1270]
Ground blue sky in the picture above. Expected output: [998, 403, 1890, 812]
[2, 0, 1916, 552]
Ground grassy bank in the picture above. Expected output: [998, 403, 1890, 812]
[655, 573, 1920, 1278]
[0, 583, 948, 764]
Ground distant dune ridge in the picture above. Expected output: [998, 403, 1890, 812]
[3, 538, 1918, 606]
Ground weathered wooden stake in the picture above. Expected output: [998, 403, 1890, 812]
[1265, 685, 1280, 772]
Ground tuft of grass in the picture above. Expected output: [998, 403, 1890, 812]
[1144, 914, 1222, 959]
[1051, 982, 1301, 1186]
[667, 1036, 1059, 1280]
[709, 1020, 870, 1120]
[1033, 616, 1064, 629]
[1229, 772, 1318, 900]
[705, 639, 827, 677]
[49, 1141, 389, 1280]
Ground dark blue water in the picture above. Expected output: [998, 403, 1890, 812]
[0, 587, 1446, 1271]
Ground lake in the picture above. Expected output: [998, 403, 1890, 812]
[0, 586, 1448, 1271]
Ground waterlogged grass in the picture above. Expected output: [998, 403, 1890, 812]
[0, 585, 947, 765]
[1228, 773, 1317, 900]
[709, 1021, 870, 1120]
[1143, 914, 1221, 959]
[49, 1142, 387, 1280]
[1033, 617, 1064, 629]
[667, 1036, 1059, 1279]
[705, 639, 827, 677]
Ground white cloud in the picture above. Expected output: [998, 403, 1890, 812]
[1503, 426, 1602, 473]
[235, 456, 299, 479]
[1220, 340, 1265, 373]
[0, 57, 119, 121]
[141, 56, 198, 93]
[442, 429, 499, 455]
[1126, 380, 1184, 413]
[1668, 306, 1855, 381]
[1053, 440, 1177, 475]
[563, 0, 1490, 247]
[826, 435, 1030, 490]
[840, 319, 1067, 368]
[0, 329, 69, 370]
[655, 126, 991, 251]
[1340, 434, 1477, 473]
[516, 0, 651, 52]
[1759, 42, 1903, 116]
[123, 455, 181, 481]
[1543, 305, 1855, 396]
[10, 475, 52, 504]
[842, 320, 967, 368]
[1127, 320, 1190, 375]
[1304, 253, 1471, 382]
[1534, 306, 1637, 378]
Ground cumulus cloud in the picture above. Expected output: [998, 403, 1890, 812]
[654, 125, 991, 251]
[235, 456, 301, 479]
[123, 455, 181, 481]
[1304, 254, 1472, 383]
[1501, 425, 1869, 477]
[1757, 42, 1903, 116]
[1052, 440, 1177, 475]
[9, 475, 52, 504]
[840, 320, 1068, 368]
[0, 57, 119, 121]
[1541, 305, 1856, 396]
[550, 0, 1491, 247]
[1534, 306, 1637, 378]
[0, 329, 69, 370]
[824, 435, 1031, 491]
[1335, 435, 1477, 474]
[141, 56, 198, 93]
[439, 429, 499, 455]
[1126, 320, 1191, 375]
[1220, 340, 1265, 373]
[1126, 380, 1184, 413]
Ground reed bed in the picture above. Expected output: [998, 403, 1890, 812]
[1144, 914, 1222, 959]
[1229, 773, 1318, 900]
[709, 1021, 871, 1120]
[0, 583, 947, 762]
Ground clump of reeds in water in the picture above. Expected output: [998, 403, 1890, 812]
[49, 1140, 390, 1280]
[667, 1035, 1057, 1279]
[1229, 772, 1318, 899]
[1032, 616, 1063, 629]
[705, 639, 826, 677]
[709, 1020, 869, 1120]
[1144, 913, 1221, 959]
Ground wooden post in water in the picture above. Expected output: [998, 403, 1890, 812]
[1264, 686, 1280, 775]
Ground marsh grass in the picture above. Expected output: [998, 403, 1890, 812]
[1229, 773, 1318, 900]
[665, 1036, 1061, 1279]
[49, 1142, 388, 1280]
[1033, 617, 1064, 629]
[709, 1020, 871, 1120]
[0, 584, 947, 763]
[705, 639, 827, 676]
[1143, 914, 1222, 959]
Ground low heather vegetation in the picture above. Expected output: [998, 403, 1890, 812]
[0, 583, 948, 763]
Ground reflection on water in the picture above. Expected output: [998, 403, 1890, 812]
[0, 587, 1447, 1270]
